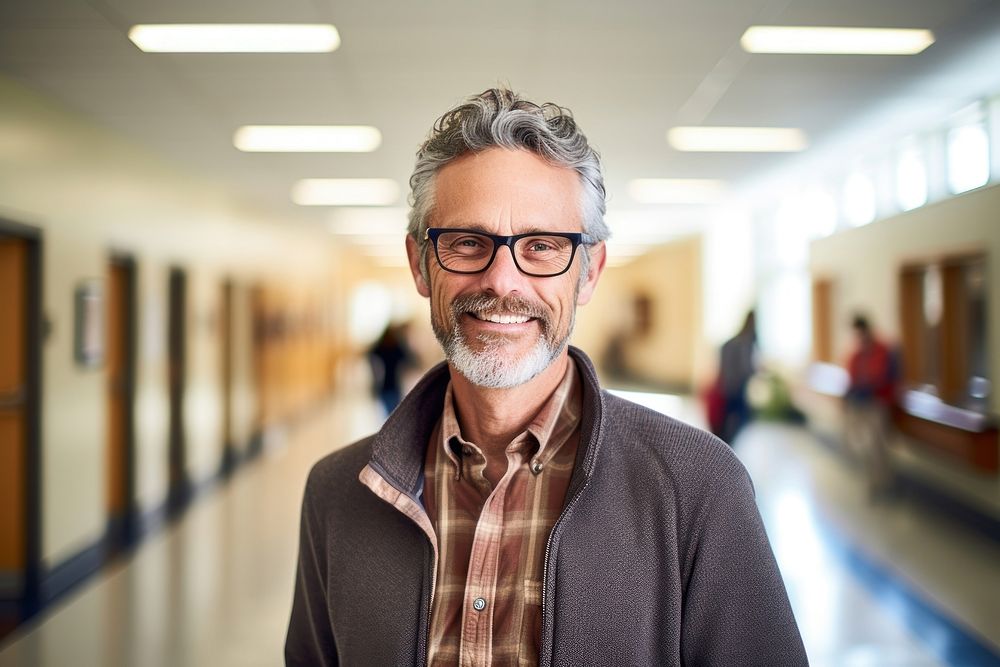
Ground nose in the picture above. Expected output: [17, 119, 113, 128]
[477, 243, 523, 297]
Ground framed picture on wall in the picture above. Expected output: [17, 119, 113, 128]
[74, 279, 104, 368]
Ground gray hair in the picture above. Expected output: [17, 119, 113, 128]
[407, 88, 609, 285]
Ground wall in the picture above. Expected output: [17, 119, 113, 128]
[0, 76, 337, 568]
[810, 183, 1000, 413]
[809, 183, 1000, 516]
[574, 236, 702, 390]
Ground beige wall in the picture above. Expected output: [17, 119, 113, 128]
[575, 236, 702, 389]
[810, 182, 1000, 414]
[810, 183, 1000, 516]
[0, 76, 336, 567]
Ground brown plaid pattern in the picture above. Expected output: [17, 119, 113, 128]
[423, 363, 581, 666]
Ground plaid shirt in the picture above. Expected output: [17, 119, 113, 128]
[423, 362, 581, 667]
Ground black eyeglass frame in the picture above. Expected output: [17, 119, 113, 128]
[424, 227, 596, 277]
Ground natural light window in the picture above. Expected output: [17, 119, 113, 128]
[843, 171, 876, 227]
[896, 145, 928, 211]
[947, 122, 990, 194]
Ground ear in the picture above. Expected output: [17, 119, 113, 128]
[576, 241, 606, 305]
[406, 235, 431, 298]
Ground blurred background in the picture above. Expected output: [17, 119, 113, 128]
[1, 0, 999, 665]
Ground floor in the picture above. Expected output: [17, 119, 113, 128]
[1, 389, 999, 667]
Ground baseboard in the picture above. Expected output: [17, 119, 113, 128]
[897, 474, 1000, 543]
[4, 409, 318, 640]
[39, 539, 106, 605]
[806, 422, 1000, 543]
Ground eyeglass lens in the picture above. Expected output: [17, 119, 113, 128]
[436, 231, 574, 275]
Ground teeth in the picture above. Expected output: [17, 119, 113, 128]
[475, 311, 530, 324]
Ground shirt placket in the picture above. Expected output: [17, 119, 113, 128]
[458, 443, 527, 667]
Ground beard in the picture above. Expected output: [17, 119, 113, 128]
[432, 292, 574, 389]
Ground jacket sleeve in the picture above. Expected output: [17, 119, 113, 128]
[285, 469, 339, 666]
[680, 460, 809, 666]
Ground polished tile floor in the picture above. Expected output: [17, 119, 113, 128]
[1, 388, 999, 666]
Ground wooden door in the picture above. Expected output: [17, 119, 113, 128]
[167, 268, 189, 512]
[220, 280, 236, 474]
[812, 279, 833, 363]
[0, 238, 27, 594]
[106, 261, 132, 523]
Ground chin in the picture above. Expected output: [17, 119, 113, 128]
[448, 336, 562, 389]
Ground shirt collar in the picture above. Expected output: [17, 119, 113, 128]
[438, 360, 581, 471]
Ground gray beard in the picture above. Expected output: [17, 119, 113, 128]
[432, 293, 573, 389]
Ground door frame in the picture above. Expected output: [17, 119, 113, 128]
[0, 217, 43, 621]
[107, 254, 139, 549]
[166, 266, 190, 516]
[220, 279, 238, 476]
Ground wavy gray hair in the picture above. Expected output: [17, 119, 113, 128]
[407, 88, 609, 285]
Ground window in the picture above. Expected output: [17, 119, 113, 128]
[843, 171, 876, 227]
[947, 119, 990, 194]
[895, 144, 928, 211]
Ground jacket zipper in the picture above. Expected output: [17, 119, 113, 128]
[539, 472, 592, 667]
[539, 385, 602, 667]
[364, 461, 437, 667]
[418, 541, 436, 667]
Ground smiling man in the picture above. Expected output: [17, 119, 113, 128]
[285, 89, 807, 666]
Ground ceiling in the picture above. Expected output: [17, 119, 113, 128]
[2, 0, 1000, 246]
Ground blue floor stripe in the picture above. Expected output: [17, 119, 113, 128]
[814, 511, 1000, 667]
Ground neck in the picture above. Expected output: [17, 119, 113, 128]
[448, 350, 570, 458]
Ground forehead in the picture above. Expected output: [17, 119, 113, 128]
[431, 148, 583, 232]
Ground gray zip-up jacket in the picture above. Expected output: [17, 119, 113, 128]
[285, 347, 808, 666]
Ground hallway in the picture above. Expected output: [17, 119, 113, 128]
[0, 390, 998, 667]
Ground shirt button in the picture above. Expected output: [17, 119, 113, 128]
[473, 597, 487, 612]
[530, 459, 544, 475]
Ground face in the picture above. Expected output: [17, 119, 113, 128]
[406, 148, 606, 389]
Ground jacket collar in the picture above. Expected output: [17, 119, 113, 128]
[368, 346, 604, 500]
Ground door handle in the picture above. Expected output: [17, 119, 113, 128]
[0, 387, 26, 410]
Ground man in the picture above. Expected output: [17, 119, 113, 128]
[286, 89, 807, 666]
[845, 314, 898, 499]
[716, 310, 758, 444]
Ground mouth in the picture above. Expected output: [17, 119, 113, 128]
[468, 311, 535, 325]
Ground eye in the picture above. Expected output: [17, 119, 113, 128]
[439, 232, 491, 256]
[527, 240, 556, 252]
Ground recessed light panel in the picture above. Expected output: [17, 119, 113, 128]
[128, 24, 341, 53]
[668, 127, 808, 152]
[234, 126, 381, 152]
[292, 179, 399, 206]
[628, 179, 726, 204]
[741, 26, 934, 55]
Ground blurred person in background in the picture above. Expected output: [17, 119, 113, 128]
[368, 321, 417, 416]
[845, 313, 900, 500]
[286, 89, 806, 666]
[715, 310, 758, 444]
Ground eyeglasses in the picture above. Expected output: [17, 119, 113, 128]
[425, 228, 595, 277]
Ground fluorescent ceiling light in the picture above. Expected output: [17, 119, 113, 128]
[292, 179, 399, 206]
[328, 207, 409, 235]
[234, 126, 381, 152]
[668, 127, 808, 152]
[741, 26, 934, 55]
[628, 179, 726, 204]
[128, 24, 340, 53]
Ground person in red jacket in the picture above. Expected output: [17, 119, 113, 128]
[845, 314, 899, 498]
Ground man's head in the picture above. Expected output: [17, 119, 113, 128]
[851, 313, 873, 343]
[405, 89, 609, 389]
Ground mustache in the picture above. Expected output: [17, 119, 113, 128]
[451, 293, 548, 321]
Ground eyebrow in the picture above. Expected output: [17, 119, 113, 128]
[440, 223, 562, 236]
